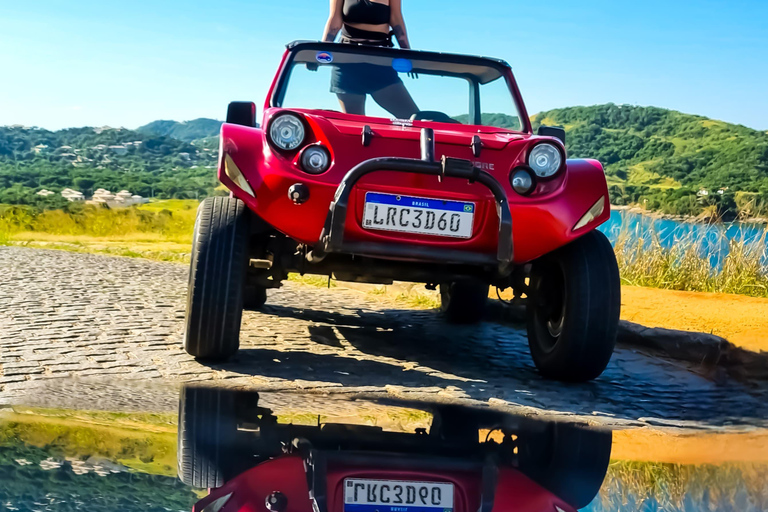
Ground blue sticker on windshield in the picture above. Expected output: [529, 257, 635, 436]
[392, 58, 413, 73]
[316, 51, 333, 64]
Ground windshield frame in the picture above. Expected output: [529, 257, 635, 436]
[268, 41, 532, 133]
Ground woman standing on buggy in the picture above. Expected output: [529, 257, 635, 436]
[322, 0, 419, 119]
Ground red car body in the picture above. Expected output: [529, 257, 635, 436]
[218, 44, 610, 266]
[192, 457, 577, 512]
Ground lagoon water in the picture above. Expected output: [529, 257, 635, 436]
[599, 210, 768, 267]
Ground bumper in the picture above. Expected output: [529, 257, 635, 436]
[309, 153, 513, 274]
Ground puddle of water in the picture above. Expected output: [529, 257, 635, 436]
[2, 388, 767, 512]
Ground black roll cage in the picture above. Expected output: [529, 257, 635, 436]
[271, 41, 519, 128]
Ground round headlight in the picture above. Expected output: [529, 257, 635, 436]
[269, 114, 305, 151]
[528, 143, 563, 178]
[510, 167, 536, 195]
[300, 145, 331, 174]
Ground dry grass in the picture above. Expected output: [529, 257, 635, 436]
[595, 461, 768, 511]
[3, 202, 766, 299]
[614, 225, 768, 297]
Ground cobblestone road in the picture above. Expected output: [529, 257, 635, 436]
[1, 246, 766, 429]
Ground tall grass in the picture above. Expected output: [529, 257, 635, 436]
[614, 225, 768, 297]
[2, 202, 767, 298]
[0, 203, 196, 241]
[589, 461, 768, 511]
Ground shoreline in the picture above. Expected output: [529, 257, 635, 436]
[610, 204, 768, 226]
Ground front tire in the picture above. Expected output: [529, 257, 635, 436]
[516, 421, 612, 510]
[440, 279, 489, 324]
[184, 197, 251, 360]
[526, 230, 620, 382]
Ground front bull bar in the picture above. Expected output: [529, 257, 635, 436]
[308, 129, 513, 275]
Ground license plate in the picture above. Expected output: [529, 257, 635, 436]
[362, 193, 474, 239]
[344, 479, 454, 512]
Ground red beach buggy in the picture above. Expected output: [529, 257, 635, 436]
[184, 41, 620, 382]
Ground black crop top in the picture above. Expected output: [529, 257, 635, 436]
[342, 0, 390, 25]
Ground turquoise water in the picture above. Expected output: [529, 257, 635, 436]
[598, 210, 768, 267]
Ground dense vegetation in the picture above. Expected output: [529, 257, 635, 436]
[0, 122, 222, 207]
[137, 118, 223, 142]
[531, 104, 768, 220]
[2, 105, 767, 219]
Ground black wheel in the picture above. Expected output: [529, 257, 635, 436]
[242, 284, 267, 311]
[526, 230, 620, 382]
[177, 385, 239, 488]
[516, 422, 612, 510]
[440, 279, 489, 324]
[184, 197, 251, 360]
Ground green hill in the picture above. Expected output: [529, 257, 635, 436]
[2, 105, 767, 218]
[137, 118, 223, 142]
[532, 104, 768, 218]
[0, 125, 219, 206]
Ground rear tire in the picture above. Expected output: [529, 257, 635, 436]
[184, 197, 251, 360]
[526, 230, 620, 382]
[440, 279, 489, 324]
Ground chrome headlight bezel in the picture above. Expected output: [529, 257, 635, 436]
[268, 113, 306, 151]
[528, 142, 565, 179]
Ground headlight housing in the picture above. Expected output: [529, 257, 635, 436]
[300, 145, 331, 174]
[528, 143, 563, 178]
[269, 114, 305, 151]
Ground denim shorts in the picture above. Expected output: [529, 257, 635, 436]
[330, 62, 402, 95]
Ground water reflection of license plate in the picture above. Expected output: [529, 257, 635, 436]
[344, 479, 454, 512]
[362, 193, 474, 239]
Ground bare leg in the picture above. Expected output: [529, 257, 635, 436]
[337, 93, 366, 115]
[371, 82, 419, 119]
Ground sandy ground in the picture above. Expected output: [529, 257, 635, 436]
[620, 285, 768, 354]
[612, 428, 768, 464]
[493, 284, 768, 353]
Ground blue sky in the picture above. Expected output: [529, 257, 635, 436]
[1, 0, 766, 130]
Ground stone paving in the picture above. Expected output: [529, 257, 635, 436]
[1, 246, 767, 429]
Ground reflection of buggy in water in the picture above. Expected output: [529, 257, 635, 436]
[178, 385, 612, 512]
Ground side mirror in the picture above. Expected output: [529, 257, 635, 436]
[227, 101, 257, 128]
[537, 125, 566, 144]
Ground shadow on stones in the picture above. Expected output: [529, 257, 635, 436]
[197, 303, 768, 427]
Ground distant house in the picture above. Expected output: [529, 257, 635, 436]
[179, 152, 191, 161]
[87, 188, 147, 207]
[33, 144, 48, 154]
[108, 145, 128, 155]
[697, 189, 709, 197]
[36, 189, 55, 197]
[61, 188, 85, 201]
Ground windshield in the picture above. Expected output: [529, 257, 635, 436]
[274, 46, 523, 131]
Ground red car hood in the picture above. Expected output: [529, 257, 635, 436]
[320, 114, 525, 150]
[295, 109, 531, 176]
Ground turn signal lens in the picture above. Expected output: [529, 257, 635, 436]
[200, 493, 233, 512]
[300, 145, 331, 174]
[224, 154, 255, 197]
[574, 196, 606, 231]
